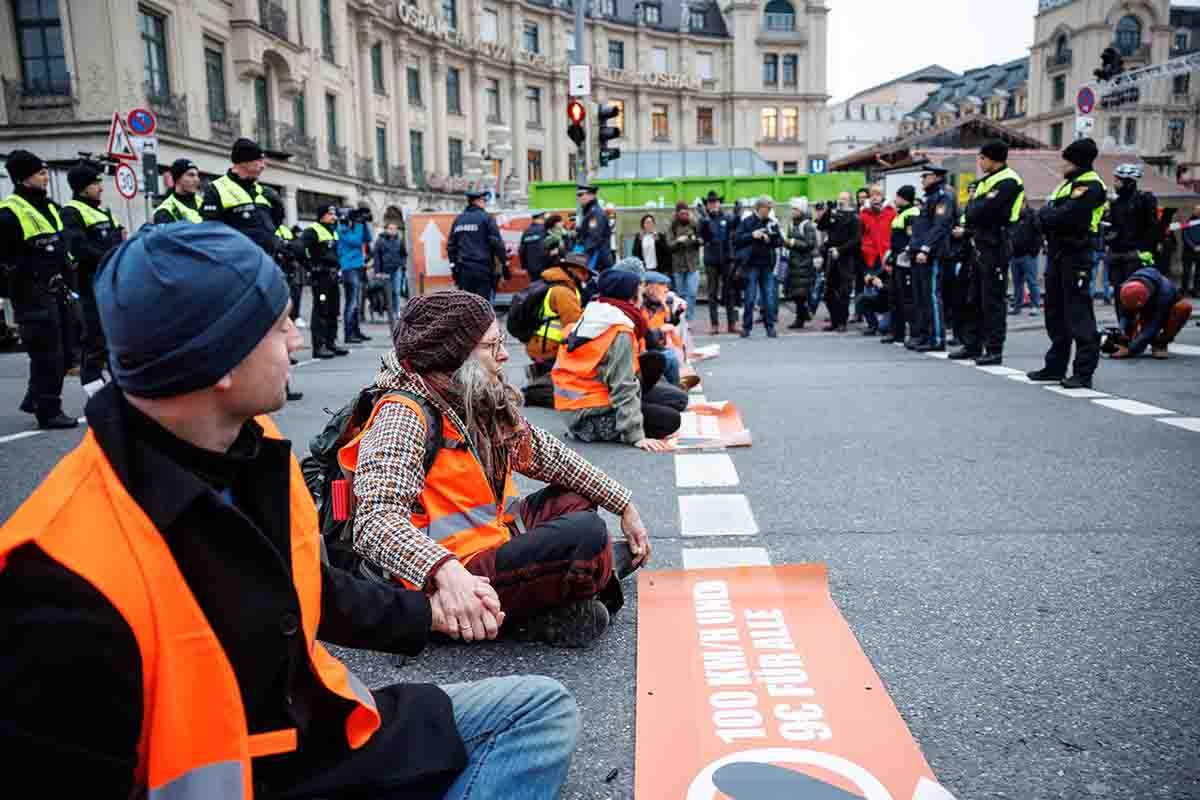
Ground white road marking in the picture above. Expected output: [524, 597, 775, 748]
[678, 494, 759, 537]
[690, 394, 706, 404]
[0, 430, 42, 445]
[1006, 374, 1036, 383]
[1170, 343, 1200, 356]
[1158, 417, 1200, 432]
[925, 351, 950, 359]
[894, 341, 906, 347]
[975, 365, 1023, 376]
[1044, 387, 1112, 399]
[293, 359, 318, 368]
[1092, 398, 1176, 416]
[674, 453, 740, 488]
[952, 357, 975, 365]
[682, 547, 771, 570]
[678, 412, 723, 440]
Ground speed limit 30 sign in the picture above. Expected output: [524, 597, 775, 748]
[115, 162, 139, 199]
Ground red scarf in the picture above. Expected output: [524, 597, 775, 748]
[597, 297, 648, 341]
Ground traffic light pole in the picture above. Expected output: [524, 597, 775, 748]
[573, 0, 587, 223]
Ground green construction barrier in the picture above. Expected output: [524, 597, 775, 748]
[530, 172, 860, 210]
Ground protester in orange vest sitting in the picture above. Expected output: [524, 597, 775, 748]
[348, 290, 651, 648]
[0, 224, 580, 799]
[554, 269, 683, 451]
[641, 270, 688, 387]
[525, 253, 594, 364]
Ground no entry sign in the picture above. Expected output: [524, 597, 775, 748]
[1076, 87, 1096, 116]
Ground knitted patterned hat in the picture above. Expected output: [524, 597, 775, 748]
[393, 290, 495, 373]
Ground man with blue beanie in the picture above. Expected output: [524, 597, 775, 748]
[0, 221, 580, 799]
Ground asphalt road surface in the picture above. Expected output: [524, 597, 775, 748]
[1, 312, 1198, 800]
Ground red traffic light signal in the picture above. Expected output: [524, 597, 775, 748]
[567, 100, 586, 124]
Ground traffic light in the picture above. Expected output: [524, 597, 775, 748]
[597, 102, 621, 167]
[1094, 46, 1124, 82]
[567, 100, 586, 147]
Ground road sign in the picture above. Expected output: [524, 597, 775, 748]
[134, 135, 158, 155]
[106, 112, 137, 163]
[1075, 115, 1095, 140]
[568, 64, 591, 97]
[126, 107, 157, 137]
[114, 162, 138, 199]
[1076, 87, 1096, 115]
[809, 157, 827, 174]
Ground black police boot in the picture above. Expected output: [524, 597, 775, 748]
[948, 347, 981, 360]
[19, 392, 35, 414]
[904, 337, 922, 350]
[313, 346, 335, 359]
[355, 330, 373, 341]
[1027, 367, 1065, 382]
[38, 413, 79, 430]
[332, 346, 350, 356]
[974, 352, 1003, 366]
[1061, 374, 1092, 390]
[916, 341, 944, 352]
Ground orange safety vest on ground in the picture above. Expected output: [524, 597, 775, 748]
[0, 418, 380, 799]
[551, 323, 641, 410]
[338, 394, 518, 567]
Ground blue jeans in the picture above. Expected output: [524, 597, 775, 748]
[442, 676, 580, 800]
[674, 270, 700, 321]
[343, 268, 365, 338]
[386, 267, 407, 320]
[741, 266, 778, 333]
[1010, 255, 1041, 310]
[661, 347, 681, 386]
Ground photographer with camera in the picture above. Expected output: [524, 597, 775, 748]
[733, 196, 784, 338]
[816, 192, 863, 333]
[0, 150, 78, 429]
[448, 189, 508, 302]
[300, 204, 351, 360]
[337, 204, 374, 343]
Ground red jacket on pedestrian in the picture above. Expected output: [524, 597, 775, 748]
[859, 204, 896, 268]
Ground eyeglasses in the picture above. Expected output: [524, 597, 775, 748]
[478, 336, 506, 359]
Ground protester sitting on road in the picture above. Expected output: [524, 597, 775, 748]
[554, 269, 682, 451]
[346, 290, 651, 648]
[856, 262, 891, 337]
[641, 270, 688, 388]
[523, 253, 595, 408]
[0, 223, 581, 799]
[783, 197, 819, 330]
[1111, 267, 1195, 359]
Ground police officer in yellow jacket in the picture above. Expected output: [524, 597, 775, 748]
[1030, 138, 1108, 389]
[200, 137, 276, 256]
[0, 149, 78, 429]
[152, 158, 203, 224]
[299, 204, 349, 360]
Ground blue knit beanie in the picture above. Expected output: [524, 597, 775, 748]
[95, 222, 289, 398]
[597, 268, 641, 301]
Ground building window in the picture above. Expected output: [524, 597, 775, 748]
[527, 149, 543, 183]
[782, 54, 797, 87]
[253, 75, 270, 144]
[1175, 30, 1190, 52]
[762, 54, 778, 86]
[782, 107, 798, 139]
[1107, 115, 1121, 142]
[448, 137, 464, 176]
[1174, 73, 1190, 96]
[293, 93, 306, 136]
[690, 10, 705, 30]
[485, 78, 501, 122]
[442, 0, 458, 30]
[697, 51, 713, 80]
[447, 67, 462, 114]
[375, 125, 388, 178]
[598, 0, 616, 16]
[139, 8, 170, 97]
[320, 0, 335, 61]
[371, 43, 385, 93]
[763, 0, 794, 31]
[204, 40, 227, 123]
[565, 28, 576, 63]
[697, 107, 714, 143]
[643, 3, 660, 25]
[325, 92, 338, 150]
[1055, 34, 1069, 59]
[523, 22, 540, 53]
[609, 40, 625, 70]
[1049, 122, 1063, 148]
[1115, 15, 1141, 57]
[12, 0, 68, 95]
[1168, 118, 1186, 151]
[782, 161, 798, 174]
[652, 103, 669, 140]
[407, 65, 423, 106]
[1052, 75, 1066, 106]
[653, 47, 668, 73]
[1124, 117, 1137, 146]
[761, 108, 778, 139]
[410, 130, 425, 184]
[480, 8, 498, 42]
[526, 86, 542, 127]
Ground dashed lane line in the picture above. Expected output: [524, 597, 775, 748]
[681, 546, 771, 570]
[1171, 344, 1200, 356]
[925, 351, 950, 359]
[678, 494, 759, 537]
[975, 365, 1024, 377]
[1091, 398, 1177, 416]
[1158, 417, 1200, 432]
[0, 416, 88, 447]
[674, 453, 740, 489]
[1043, 386, 1111, 399]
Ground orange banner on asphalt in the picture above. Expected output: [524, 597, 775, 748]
[673, 401, 752, 450]
[635, 565, 955, 800]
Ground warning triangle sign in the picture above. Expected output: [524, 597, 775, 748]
[106, 112, 138, 163]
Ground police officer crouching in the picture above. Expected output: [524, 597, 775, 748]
[299, 204, 348, 360]
[448, 189, 507, 302]
[0, 150, 78, 428]
[62, 161, 125, 393]
[577, 183, 614, 273]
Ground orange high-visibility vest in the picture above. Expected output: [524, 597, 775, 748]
[643, 305, 684, 350]
[338, 394, 518, 568]
[551, 323, 640, 410]
[0, 418, 380, 799]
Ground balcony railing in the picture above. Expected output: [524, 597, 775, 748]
[146, 86, 189, 136]
[1046, 50, 1072, 70]
[386, 164, 407, 187]
[356, 155, 376, 182]
[210, 110, 242, 146]
[276, 122, 316, 167]
[253, 120, 279, 151]
[2, 75, 78, 124]
[259, 0, 289, 40]
[328, 145, 347, 175]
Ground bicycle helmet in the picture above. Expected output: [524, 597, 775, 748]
[1114, 163, 1144, 180]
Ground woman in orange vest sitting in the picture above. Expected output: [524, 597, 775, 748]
[641, 269, 689, 387]
[347, 291, 652, 649]
[552, 269, 682, 451]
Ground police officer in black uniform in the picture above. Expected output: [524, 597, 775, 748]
[906, 165, 957, 352]
[577, 184, 613, 273]
[200, 137, 276, 257]
[519, 209, 549, 282]
[447, 189, 506, 302]
[883, 186, 919, 344]
[299, 204, 348, 360]
[61, 162, 125, 392]
[0, 150, 78, 429]
[152, 158, 203, 224]
[1030, 138, 1108, 389]
[945, 192, 976, 352]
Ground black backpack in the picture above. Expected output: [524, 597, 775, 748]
[301, 386, 442, 572]
[506, 279, 569, 342]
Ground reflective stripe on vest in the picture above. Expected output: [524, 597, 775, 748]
[0, 419, 381, 799]
[0, 193, 62, 237]
[891, 206, 919, 230]
[1051, 171, 1107, 234]
[538, 283, 580, 344]
[307, 223, 339, 259]
[551, 324, 641, 410]
[155, 193, 203, 224]
[65, 199, 119, 228]
[337, 395, 516, 566]
[212, 174, 270, 211]
[974, 166, 1025, 223]
[276, 224, 294, 240]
